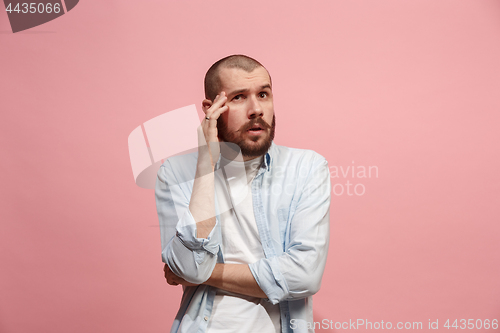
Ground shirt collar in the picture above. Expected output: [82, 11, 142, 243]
[263, 141, 275, 172]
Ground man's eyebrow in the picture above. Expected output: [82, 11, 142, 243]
[228, 85, 272, 97]
[228, 88, 248, 97]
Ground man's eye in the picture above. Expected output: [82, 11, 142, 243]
[232, 95, 243, 101]
[259, 92, 268, 98]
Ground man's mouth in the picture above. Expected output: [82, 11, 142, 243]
[247, 124, 265, 135]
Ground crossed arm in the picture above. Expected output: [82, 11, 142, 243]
[164, 263, 267, 298]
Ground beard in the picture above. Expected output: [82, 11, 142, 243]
[217, 114, 276, 158]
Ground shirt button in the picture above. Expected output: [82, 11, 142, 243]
[204, 316, 209, 321]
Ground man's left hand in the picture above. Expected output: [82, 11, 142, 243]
[163, 264, 199, 287]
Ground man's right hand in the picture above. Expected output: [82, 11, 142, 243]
[164, 264, 199, 287]
[198, 92, 228, 169]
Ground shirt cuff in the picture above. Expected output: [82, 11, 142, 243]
[175, 208, 221, 256]
[249, 256, 289, 305]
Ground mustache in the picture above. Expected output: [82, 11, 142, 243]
[242, 118, 271, 131]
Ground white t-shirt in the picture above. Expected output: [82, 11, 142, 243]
[206, 155, 280, 333]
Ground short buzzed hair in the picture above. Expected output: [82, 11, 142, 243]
[204, 55, 271, 101]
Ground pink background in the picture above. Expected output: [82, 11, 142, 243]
[1, 1, 499, 332]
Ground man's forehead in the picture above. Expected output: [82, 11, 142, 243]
[219, 66, 271, 88]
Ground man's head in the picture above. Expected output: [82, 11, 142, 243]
[203, 55, 276, 159]
[204, 55, 272, 101]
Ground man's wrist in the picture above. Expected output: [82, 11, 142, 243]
[195, 219, 216, 239]
[197, 146, 218, 171]
[205, 263, 222, 287]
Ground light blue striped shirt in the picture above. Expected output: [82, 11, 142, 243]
[155, 142, 331, 333]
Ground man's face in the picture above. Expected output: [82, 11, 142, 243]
[216, 66, 275, 159]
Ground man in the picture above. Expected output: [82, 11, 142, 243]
[156, 55, 331, 333]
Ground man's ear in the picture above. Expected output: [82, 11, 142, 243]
[202, 99, 212, 114]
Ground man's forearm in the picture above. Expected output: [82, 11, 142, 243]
[190, 93, 229, 239]
[205, 263, 267, 299]
[190, 148, 216, 239]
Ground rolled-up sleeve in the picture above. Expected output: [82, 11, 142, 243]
[249, 157, 331, 304]
[155, 161, 220, 284]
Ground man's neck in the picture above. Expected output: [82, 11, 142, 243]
[242, 154, 264, 162]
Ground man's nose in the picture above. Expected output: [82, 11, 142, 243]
[248, 95, 264, 118]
